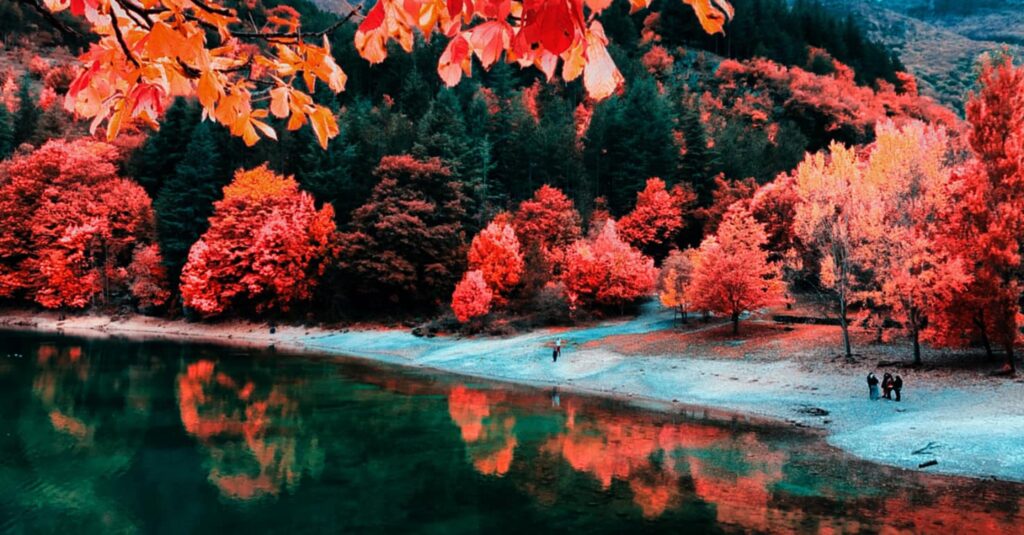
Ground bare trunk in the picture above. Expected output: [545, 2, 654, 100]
[975, 312, 994, 361]
[912, 325, 922, 366]
[1007, 343, 1017, 374]
[731, 312, 739, 335]
[909, 309, 922, 365]
[839, 298, 852, 360]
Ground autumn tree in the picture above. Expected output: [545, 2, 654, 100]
[695, 175, 758, 235]
[180, 165, 336, 317]
[452, 270, 493, 324]
[792, 142, 866, 359]
[854, 121, 969, 364]
[513, 185, 583, 284]
[562, 219, 657, 311]
[335, 155, 468, 310]
[38, 0, 731, 146]
[929, 57, 1024, 372]
[618, 178, 695, 261]
[658, 248, 696, 323]
[0, 139, 168, 310]
[687, 206, 780, 334]
[467, 218, 525, 299]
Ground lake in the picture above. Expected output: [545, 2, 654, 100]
[0, 331, 1021, 534]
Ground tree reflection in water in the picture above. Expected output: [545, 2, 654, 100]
[177, 360, 324, 501]
[2, 333, 1022, 534]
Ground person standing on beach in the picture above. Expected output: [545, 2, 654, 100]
[882, 373, 894, 399]
[867, 372, 880, 400]
[893, 374, 903, 402]
[552, 343, 558, 362]
[556, 338, 562, 359]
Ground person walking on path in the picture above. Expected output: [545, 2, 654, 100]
[556, 338, 562, 359]
[867, 372, 880, 400]
[882, 373, 894, 399]
[893, 375, 903, 402]
[552, 344, 558, 362]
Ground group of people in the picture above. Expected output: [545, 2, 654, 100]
[866, 372, 903, 401]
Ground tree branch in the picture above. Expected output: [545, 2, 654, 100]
[14, 0, 83, 41]
[231, 3, 362, 40]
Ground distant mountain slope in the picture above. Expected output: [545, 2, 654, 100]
[308, 0, 362, 15]
[823, 0, 1021, 112]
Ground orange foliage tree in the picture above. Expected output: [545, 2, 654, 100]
[0, 139, 168, 310]
[928, 57, 1024, 372]
[792, 141, 866, 359]
[467, 217, 525, 299]
[39, 0, 732, 146]
[618, 177, 695, 261]
[180, 165, 335, 317]
[658, 248, 695, 323]
[854, 121, 969, 364]
[687, 206, 780, 334]
[562, 219, 657, 310]
[452, 269, 493, 323]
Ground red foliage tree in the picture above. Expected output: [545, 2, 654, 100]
[513, 185, 583, 279]
[929, 57, 1024, 372]
[128, 243, 172, 311]
[618, 178, 694, 261]
[336, 155, 468, 309]
[562, 219, 657, 310]
[180, 165, 335, 317]
[687, 206, 781, 334]
[696, 175, 757, 235]
[468, 218, 525, 299]
[710, 55, 960, 150]
[0, 139, 167, 310]
[452, 270, 493, 323]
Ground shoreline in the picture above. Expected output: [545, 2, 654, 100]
[2, 306, 1022, 484]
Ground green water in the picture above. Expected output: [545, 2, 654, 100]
[0, 332, 1021, 534]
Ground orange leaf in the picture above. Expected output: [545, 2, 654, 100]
[270, 86, 290, 118]
[308, 105, 339, 149]
[682, 0, 733, 35]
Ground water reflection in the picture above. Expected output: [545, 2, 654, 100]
[363, 373, 1024, 533]
[2, 332, 1023, 534]
[177, 360, 324, 501]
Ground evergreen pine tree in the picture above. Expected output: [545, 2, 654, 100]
[12, 75, 38, 146]
[130, 98, 200, 195]
[679, 105, 715, 204]
[153, 121, 226, 277]
[0, 104, 13, 159]
[414, 89, 478, 180]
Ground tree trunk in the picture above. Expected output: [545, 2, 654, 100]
[912, 325, 922, 366]
[975, 312, 994, 361]
[731, 312, 739, 335]
[839, 298, 852, 360]
[1006, 343, 1017, 374]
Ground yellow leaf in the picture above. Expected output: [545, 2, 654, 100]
[582, 22, 623, 100]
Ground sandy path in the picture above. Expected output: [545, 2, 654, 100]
[1, 305, 1022, 483]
